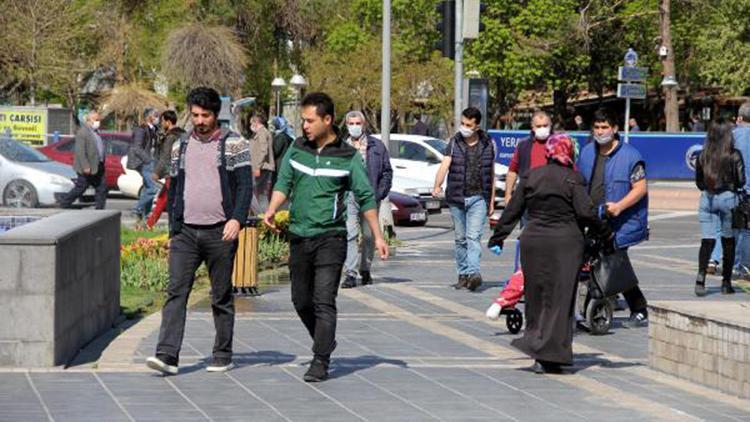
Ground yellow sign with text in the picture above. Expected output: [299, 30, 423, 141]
[0, 108, 48, 147]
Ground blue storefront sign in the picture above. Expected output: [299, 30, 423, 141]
[488, 130, 706, 180]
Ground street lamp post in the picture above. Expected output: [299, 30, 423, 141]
[290, 74, 307, 138]
[271, 77, 286, 118]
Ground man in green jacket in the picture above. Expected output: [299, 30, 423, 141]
[264, 92, 388, 382]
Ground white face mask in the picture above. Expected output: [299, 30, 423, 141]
[459, 125, 475, 138]
[594, 132, 614, 145]
[534, 126, 550, 141]
[347, 124, 363, 139]
[91, 120, 100, 130]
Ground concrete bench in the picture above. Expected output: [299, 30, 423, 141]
[0, 209, 120, 367]
[649, 300, 750, 399]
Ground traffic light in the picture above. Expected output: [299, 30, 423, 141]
[435, 0, 455, 58]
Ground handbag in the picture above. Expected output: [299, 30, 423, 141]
[591, 249, 639, 297]
[732, 192, 750, 229]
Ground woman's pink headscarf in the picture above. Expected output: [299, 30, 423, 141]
[545, 133, 577, 167]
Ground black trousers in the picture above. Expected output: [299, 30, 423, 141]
[59, 162, 107, 209]
[156, 224, 237, 361]
[621, 248, 648, 313]
[289, 233, 347, 359]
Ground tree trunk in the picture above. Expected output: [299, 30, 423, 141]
[660, 0, 679, 132]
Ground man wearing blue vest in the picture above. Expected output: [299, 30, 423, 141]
[433, 107, 496, 291]
[578, 108, 650, 328]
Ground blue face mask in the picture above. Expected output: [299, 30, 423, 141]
[347, 124, 363, 138]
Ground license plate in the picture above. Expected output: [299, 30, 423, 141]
[410, 212, 426, 221]
[425, 200, 440, 209]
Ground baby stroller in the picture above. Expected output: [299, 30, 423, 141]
[576, 235, 626, 335]
[486, 242, 524, 334]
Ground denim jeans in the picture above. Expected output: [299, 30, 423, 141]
[699, 191, 737, 239]
[134, 162, 158, 216]
[156, 225, 237, 361]
[344, 192, 378, 275]
[289, 234, 347, 358]
[449, 195, 488, 276]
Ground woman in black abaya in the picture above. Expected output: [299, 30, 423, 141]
[488, 134, 611, 374]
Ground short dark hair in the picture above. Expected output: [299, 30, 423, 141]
[592, 108, 619, 127]
[187, 87, 222, 117]
[301, 92, 335, 120]
[143, 107, 157, 119]
[462, 107, 482, 125]
[161, 110, 178, 125]
[251, 112, 267, 126]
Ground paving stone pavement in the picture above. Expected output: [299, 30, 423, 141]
[1, 211, 750, 421]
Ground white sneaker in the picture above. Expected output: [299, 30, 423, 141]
[485, 303, 502, 320]
[146, 356, 178, 375]
[206, 357, 235, 372]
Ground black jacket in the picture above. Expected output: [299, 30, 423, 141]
[695, 149, 745, 194]
[153, 127, 185, 179]
[127, 124, 158, 170]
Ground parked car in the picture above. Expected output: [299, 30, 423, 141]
[391, 174, 442, 214]
[0, 138, 92, 207]
[37, 132, 132, 190]
[374, 134, 508, 206]
[389, 191, 427, 226]
[117, 156, 166, 199]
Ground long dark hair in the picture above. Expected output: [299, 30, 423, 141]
[701, 119, 735, 191]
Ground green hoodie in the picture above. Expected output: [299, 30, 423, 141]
[274, 131, 376, 238]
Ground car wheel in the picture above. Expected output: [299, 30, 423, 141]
[3, 180, 39, 208]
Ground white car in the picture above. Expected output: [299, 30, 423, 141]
[391, 174, 442, 214]
[375, 134, 508, 206]
[117, 156, 165, 199]
[0, 138, 93, 207]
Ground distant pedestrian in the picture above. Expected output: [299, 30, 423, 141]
[489, 133, 612, 373]
[56, 111, 108, 209]
[691, 115, 706, 132]
[694, 119, 744, 296]
[730, 102, 750, 278]
[146, 110, 185, 228]
[249, 113, 275, 211]
[578, 108, 650, 329]
[411, 114, 429, 136]
[145, 87, 252, 375]
[128, 107, 160, 221]
[264, 92, 388, 382]
[629, 118, 641, 132]
[574, 114, 588, 131]
[433, 107, 496, 291]
[341, 110, 393, 289]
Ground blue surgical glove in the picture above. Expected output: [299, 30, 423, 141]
[490, 245, 502, 256]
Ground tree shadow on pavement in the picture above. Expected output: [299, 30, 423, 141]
[328, 355, 408, 379]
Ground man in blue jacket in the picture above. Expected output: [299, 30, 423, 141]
[578, 108, 650, 328]
[341, 110, 393, 288]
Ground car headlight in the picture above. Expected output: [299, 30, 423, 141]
[390, 203, 398, 211]
[403, 188, 419, 196]
[49, 174, 73, 187]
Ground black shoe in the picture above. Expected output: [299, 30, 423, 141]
[304, 357, 329, 382]
[341, 273, 357, 289]
[146, 354, 179, 375]
[695, 272, 707, 297]
[721, 282, 736, 295]
[467, 274, 483, 292]
[452, 274, 468, 290]
[622, 310, 648, 328]
[206, 356, 234, 372]
[361, 271, 373, 286]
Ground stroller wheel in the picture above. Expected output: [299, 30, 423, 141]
[586, 298, 612, 335]
[506, 309, 523, 334]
